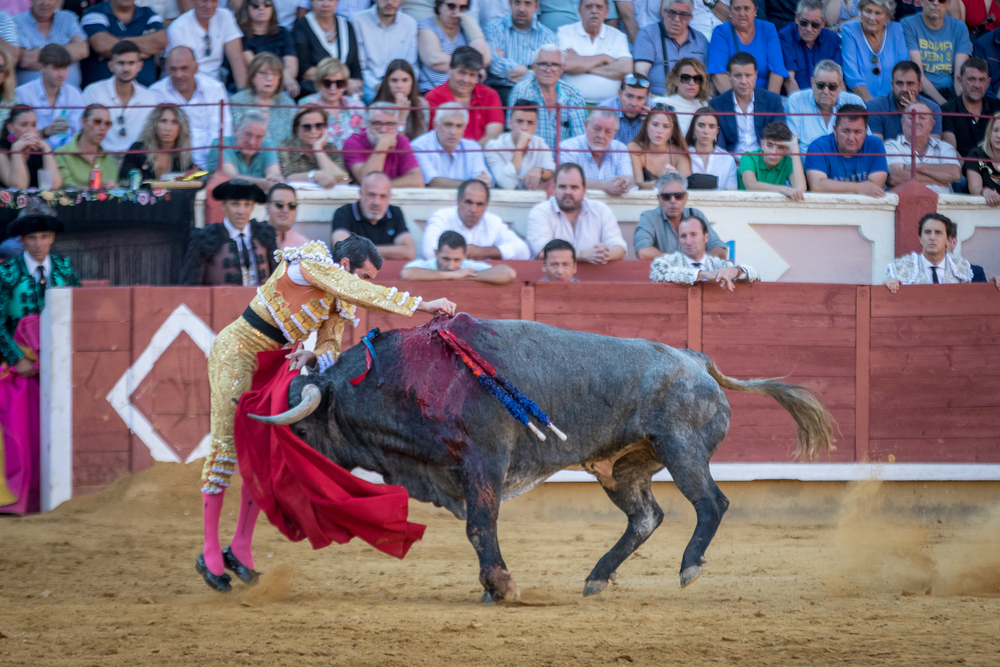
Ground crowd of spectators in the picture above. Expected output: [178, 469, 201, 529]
[1, 0, 999, 287]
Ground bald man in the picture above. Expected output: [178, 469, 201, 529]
[331, 172, 417, 260]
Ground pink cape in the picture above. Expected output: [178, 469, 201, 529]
[233, 349, 425, 559]
[0, 315, 41, 515]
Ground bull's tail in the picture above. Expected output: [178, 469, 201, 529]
[704, 358, 835, 460]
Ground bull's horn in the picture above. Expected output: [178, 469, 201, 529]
[248, 384, 322, 425]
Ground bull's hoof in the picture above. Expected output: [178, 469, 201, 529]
[680, 565, 702, 589]
[478, 590, 494, 604]
[582, 578, 609, 597]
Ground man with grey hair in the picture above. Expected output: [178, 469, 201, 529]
[557, 0, 633, 103]
[635, 172, 728, 259]
[884, 102, 961, 194]
[784, 59, 865, 152]
[206, 110, 282, 191]
[634, 0, 709, 96]
[558, 109, 635, 196]
[777, 0, 842, 93]
[507, 44, 588, 148]
[410, 102, 493, 187]
[484, 0, 556, 105]
[342, 102, 424, 186]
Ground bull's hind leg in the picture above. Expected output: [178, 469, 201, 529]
[583, 453, 664, 597]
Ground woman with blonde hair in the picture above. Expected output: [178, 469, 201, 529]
[297, 57, 365, 149]
[0, 43, 17, 130]
[231, 52, 297, 144]
[630, 105, 692, 189]
[966, 111, 1000, 207]
[658, 58, 711, 137]
[840, 0, 908, 101]
[120, 105, 200, 182]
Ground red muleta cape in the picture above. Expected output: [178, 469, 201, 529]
[233, 349, 425, 559]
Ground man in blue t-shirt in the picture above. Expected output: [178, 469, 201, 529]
[804, 104, 889, 198]
[866, 61, 943, 141]
[900, 0, 971, 104]
[80, 0, 167, 88]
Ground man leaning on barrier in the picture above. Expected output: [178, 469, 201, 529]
[804, 104, 889, 198]
[884, 102, 962, 194]
[400, 230, 518, 285]
[634, 171, 727, 260]
[650, 213, 759, 290]
[884, 213, 972, 293]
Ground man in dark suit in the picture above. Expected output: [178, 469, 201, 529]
[709, 53, 784, 157]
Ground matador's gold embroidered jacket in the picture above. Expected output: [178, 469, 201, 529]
[248, 242, 421, 365]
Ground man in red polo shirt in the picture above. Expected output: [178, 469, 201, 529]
[426, 46, 505, 147]
[342, 103, 425, 187]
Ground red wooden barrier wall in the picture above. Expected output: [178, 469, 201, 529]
[65, 282, 1000, 495]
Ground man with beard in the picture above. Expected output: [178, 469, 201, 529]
[941, 58, 1000, 161]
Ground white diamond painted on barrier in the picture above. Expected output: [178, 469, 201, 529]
[106, 304, 217, 464]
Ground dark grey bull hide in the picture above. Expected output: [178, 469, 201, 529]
[253, 314, 834, 602]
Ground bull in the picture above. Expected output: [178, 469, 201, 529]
[252, 314, 834, 602]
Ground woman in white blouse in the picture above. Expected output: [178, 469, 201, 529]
[684, 107, 738, 191]
[655, 59, 711, 137]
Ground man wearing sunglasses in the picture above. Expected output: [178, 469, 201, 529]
[972, 21, 1000, 98]
[599, 72, 651, 144]
[267, 183, 309, 250]
[342, 102, 424, 187]
[634, 0, 708, 96]
[776, 0, 841, 94]
[635, 171, 727, 260]
[557, 0, 633, 104]
[900, 0, 971, 105]
[785, 59, 865, 153]
[166, 0, 247, 88]
[81, 41, 156, 155]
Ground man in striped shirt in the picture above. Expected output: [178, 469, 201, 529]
[507, 44, 588, 151]
[484, 0, 556, 104]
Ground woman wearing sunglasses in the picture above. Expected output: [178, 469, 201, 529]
[298, 57, 365, 149]
[684, 106, 738, 189]
[371, 59, 430, 140]
[657, 58, 711, 136]
[278, 105, 351, 187]
[0, 106, 63, 191]
[416, 0, 492, 93]
[292, 0, 363, 97]
[54, 104, 120, 189]
[237, 0, 300, 98]
[231, 52, 298, 144]
[120, 105, 200, 184]
[630, 105, 692, 189]
[840, 0, 908, 102]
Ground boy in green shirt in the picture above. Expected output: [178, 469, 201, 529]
[738, 122, 807, 200]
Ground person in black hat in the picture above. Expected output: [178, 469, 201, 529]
[180, 179, 278, 286]
[0, 202, 80, 376]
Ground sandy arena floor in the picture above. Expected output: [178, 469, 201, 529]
[1, 462, 999, 666]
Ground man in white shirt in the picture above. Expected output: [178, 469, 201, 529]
[884, 102, 961, 196]
[14, 44, 85, 151]
[402, 230, 518, 284]
[150, 46, 233, 168]
[421, 179, 531, 260]
[689, 0, 729, 41]
[352, 0, 418, 102]
[166, 0, 246, 87]
[556, 0, 632, 103]
[411, 103, 493, 187]
[484, 101, 556, 190]
[526, 162, 628, 263]
[649, 214, 758, 289]
[558, 109, 635, 196]
[884, 213, 972, 292]
[82, 41, 156, 156]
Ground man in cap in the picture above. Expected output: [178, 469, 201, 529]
[1, 202, 80, 377]
[196, 234, 457, 593]
[180, 179, 277, 286]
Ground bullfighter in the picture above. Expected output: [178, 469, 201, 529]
[197, 222, 456, 593]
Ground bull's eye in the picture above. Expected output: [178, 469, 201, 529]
[295, 427, 308, 438]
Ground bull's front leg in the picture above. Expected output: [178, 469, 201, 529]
[457, 448, 519, 603]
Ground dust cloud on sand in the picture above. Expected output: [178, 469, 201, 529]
[1, 462, 999, 666]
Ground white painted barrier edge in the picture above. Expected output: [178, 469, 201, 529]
[40, 288, 74, 511]
[550, 463, 1000, 483]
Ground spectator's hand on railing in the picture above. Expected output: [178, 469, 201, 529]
[313, 172, 339, 188]
[474, 171, 493, 188]
[523, 166, 544, 191]
[582, 244, 613, 265]
[447, 268, 480, 280]
[983, 189, 1000, 207]
[856, 181, 888, 199]
[608, 176, 634, 197]
[714, 267, 741, 292]
[884, 279, 902, 294]
[778, 185, 805, 201]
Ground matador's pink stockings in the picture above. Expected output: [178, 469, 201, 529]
[229, 482, 261, 569]
[202, 491, 226, 575]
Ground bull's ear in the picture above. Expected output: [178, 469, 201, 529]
[248, 384, 322, 425]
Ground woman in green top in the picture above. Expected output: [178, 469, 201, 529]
[54, 105, 119, 189]
[230, 53, 297, 146]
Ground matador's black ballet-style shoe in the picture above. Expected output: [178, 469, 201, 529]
[195, 553, 232, 592]
[222, 546, 261, 585]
